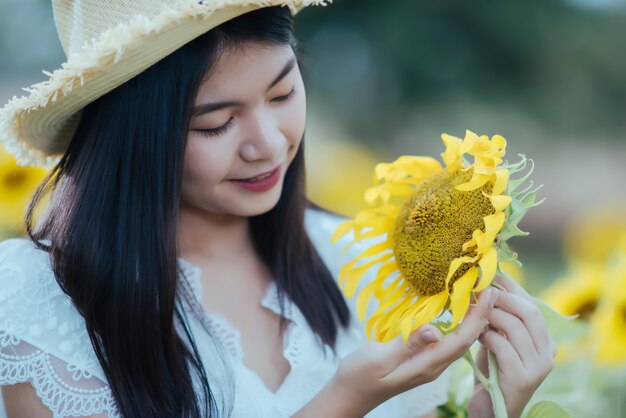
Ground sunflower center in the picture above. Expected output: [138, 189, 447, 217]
[573, 300, 598, 321]
[392, 170, 495, 295]
[3, 170, 28, 189]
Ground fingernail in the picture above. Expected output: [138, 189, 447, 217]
[421, 329, 439, 344]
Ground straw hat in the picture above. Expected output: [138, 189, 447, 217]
[0, 0, 332, 170]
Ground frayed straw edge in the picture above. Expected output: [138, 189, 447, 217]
[0, 0, 332, 169]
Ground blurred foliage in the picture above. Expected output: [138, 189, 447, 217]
[296, 0, 626, 142]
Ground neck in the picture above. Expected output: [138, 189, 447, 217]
[177, 202, 254, 263]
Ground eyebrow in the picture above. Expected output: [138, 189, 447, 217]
[191, 56, 297, 117]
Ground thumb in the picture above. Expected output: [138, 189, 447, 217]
[396, 323, 442, 360]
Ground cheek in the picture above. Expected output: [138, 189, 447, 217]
[182, 137, 234, 189]
[285, 86, 306, 152]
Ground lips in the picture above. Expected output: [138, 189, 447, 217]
[229, 164, 282, 192]
[233, 164, 281, 181]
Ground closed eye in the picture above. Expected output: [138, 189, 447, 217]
[272, 86, 296, 102]
[195, 87, 296, 138]
[195, 117, 234, 138]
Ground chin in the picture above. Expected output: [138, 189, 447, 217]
[231, 192, 283, 217]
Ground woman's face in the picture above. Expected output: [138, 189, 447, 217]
[181, 41, 306, 217]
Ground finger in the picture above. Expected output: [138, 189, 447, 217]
[494, 290, 551, 355]
[387, 323, 443, 361]
[387, 288, 497, 385]
[419, 287, 497, 368]
[479, 330, 525, 376]
[488, 307, 538, 367]
[494, 275, 531, 300]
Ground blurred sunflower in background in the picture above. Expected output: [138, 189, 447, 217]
[563, 204, 626, 267]
[305, 136, 382, 218]
[0, 146, 48, 238]
[542, 206, 626, 365]
[332, 130, 543, 343]
[591, 249, 626, 365]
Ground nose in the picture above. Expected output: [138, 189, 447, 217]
[239, 110, 283, 162]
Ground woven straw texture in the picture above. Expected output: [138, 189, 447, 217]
[0, 0, 331, 169]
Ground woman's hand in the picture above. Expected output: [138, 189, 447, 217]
[322, 287, 499, 417]
[468, 277, 557, 418]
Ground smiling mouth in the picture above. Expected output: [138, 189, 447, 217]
[232, 164, 282, 182]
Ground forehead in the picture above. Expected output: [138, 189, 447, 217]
[197, 42, 295, 98]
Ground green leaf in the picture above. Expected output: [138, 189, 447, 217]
[524, 400, 572, 418]
[496, 242, 520, 263]
[498, 222, 529, 241]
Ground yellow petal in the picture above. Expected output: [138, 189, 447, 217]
[475, 212, 505, 255]
[400, 303, 422, 343]
[460, 130, 480, 154]
[376, 281, 408, 312]
[364, 182, 414, 205]
[342, 240, 392, 272]
[491, 134, 507, 150]
[474, 247, 498, 292]
[446, 256, 476, 290]
[404, 290, 449, 343]
[492, 169, 510, 195]
[340, 253, 394, 297]
[485, 193, 512, 211]
[371, 262, 401, 298]
[444, 267, 479, 331]
[356, 278, 380, 321]
[331, 221, 356, 243]
[455, 173, 490, 191]
[375, 162, 394, 182]
[440, 133, 463, 171]
[388, 156, 442, 181]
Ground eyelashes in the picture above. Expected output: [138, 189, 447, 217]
[195, 87, 297, 138]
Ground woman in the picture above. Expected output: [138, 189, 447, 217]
[0, 1, 556, 417]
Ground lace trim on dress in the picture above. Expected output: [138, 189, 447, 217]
[0, 238, 119, 417]
[0, 335, 119, 418]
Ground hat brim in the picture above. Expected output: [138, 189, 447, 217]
[0, 0, 330, 169]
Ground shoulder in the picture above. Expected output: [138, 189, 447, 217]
[0, 237, 101, 374]
[0, 237, 117, 416]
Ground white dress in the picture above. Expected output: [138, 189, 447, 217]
[0, 207, 449, 418]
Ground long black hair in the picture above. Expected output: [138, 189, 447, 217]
[24, 6, 351, 417]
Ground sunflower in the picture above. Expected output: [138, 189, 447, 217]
[542, 264, 604, 321]
[306, 136, 381, 218]
[331, 130, 543, 343]
[590, 251, 626, 364]
[563, 204, 626, 267]
[0, 146, 48, 235]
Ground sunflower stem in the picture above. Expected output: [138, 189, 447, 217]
[487, 350, 509, 418]
[462, 350, 490, 389]
[462, 350, 508, 418]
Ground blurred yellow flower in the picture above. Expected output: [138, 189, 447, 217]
[542, 264, 603, 320]
[563, 204, 626, 266]
[0, 146, 48, 235]
[305, 138, 381, 218]
[542, 238, 626, 365]
[590, 252, 626, 365]
[332, 130, 542, 343]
